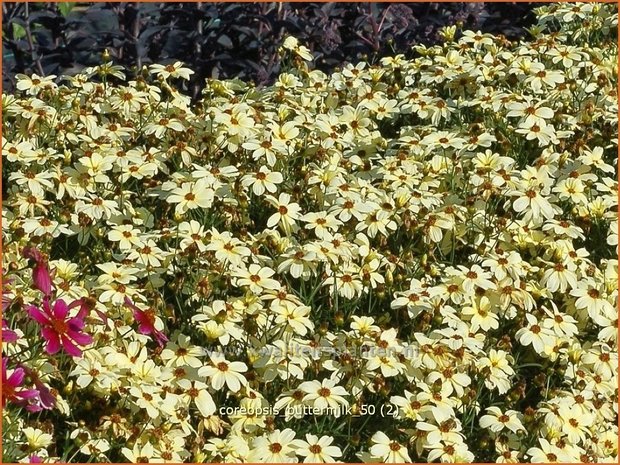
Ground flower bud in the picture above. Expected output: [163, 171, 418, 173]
[63, 381, 75, 395]
[319, 322, 329, 336]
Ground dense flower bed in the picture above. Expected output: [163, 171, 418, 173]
[2, 2, 618, 463]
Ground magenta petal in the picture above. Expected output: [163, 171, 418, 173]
[7, 367, 25, 386]
[41, 328, 61, 354]
[33, 265, 53, 296]
[124, 296, 141, 313]
[36, 386, 56, 410]
[67, 329, 93, 346]
[69, 298, 90, 320]
[27, 306, 50, 325]
[2, 327, 18, 343]
[41, 298, 53, 314]
[17, 388, 39, 400]
[125, 297, 167, 345]
[25, 403, 43, 413]
[94, 309, 109, 325]
[68, 318, 85, 331]
[133, 310, 147, 325]
[2, 296, 12, 312]
[22, 247, 43, 263]
[40, 326, 56, 341]
[52, 299, 69, 319]
[61, 335, 82, 357]
[153, 330, 168, 347]
[137, 322, 151, 335]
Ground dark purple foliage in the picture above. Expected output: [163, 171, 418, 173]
[2, 2, 537, 98]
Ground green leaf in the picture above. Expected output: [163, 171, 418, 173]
[59, 2, 75, 17]
[12, 23, 26, 40]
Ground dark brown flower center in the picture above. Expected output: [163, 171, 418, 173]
[51, 318, 68, 335]
[309, 444, 322, 454]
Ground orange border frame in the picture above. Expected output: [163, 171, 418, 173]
[0, 1, 618, 464]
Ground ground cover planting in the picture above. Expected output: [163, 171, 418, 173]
[1, 2, 618, 463]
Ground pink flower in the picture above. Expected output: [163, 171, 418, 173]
[74, 296, 109, 326]
[2, 318, 18, 343]
[21, 365, 56, 412]
[2, 357, 39, 408]
[22, 247, 54, 297]
[27, 298, 93, 357]
[124, 297, 168, 347]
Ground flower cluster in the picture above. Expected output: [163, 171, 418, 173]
[2, 2, 617, 463]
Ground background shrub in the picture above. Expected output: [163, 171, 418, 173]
[2, 2, 536, 98]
